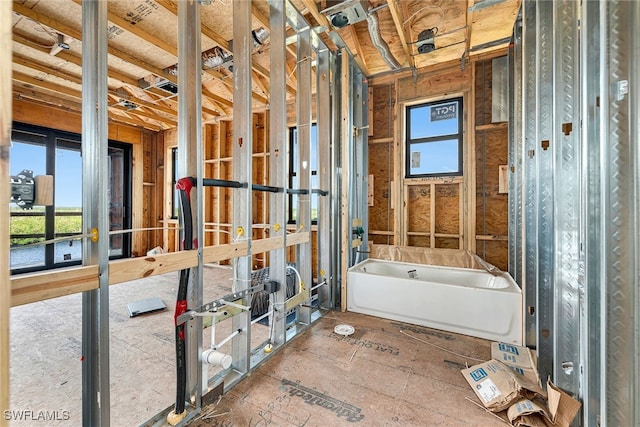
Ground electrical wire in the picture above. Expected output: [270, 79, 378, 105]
[402, 4, 444, 27]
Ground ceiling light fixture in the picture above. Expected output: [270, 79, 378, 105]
[416, 28, 437, 54]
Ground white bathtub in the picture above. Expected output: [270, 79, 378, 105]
[347, 259, 523, 344]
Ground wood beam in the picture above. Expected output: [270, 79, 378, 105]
[347, 25, 369, 74]
[1, 0, 10, 420]
[11, 266, 100, 307]
[13, 54, 179, 120]
[386, 0, 414, 68]
[13, 86, 83, 112]
[13, 33, 139, 86]
[13, 71, 172, 129]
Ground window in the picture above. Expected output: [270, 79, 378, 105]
[406, 97, 463, 177]
[288, 124, 318, 224]
[9, 123, 132, 274]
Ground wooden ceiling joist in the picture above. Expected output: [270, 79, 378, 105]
[13, 33, 140, 87]
[386, 0, 414, 69]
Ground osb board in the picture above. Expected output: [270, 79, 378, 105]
[434, 184, 459, 235]
[469, 0, 520, 50]
[368, 143, 393, 233]
[435, 237, 459, 250]
[397, 65, 472, 102]
[370, 84, 395, 139]
[474, 59, 494, 126]
[407, 185, 431, 233]
[475, 130, 508, 235]
[408, 235, 430, 247]
[402, 0, 467, 70]
[477, 239, 508, 272]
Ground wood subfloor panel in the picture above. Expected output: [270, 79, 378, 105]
[189, 311, 504, 427]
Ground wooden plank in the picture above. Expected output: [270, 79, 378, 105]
[14, 87, 155, 139]
[251, 236, 284, 255]
[108, 250, 198, 285]
[369, 137, 394, 144]
[203, 241, 249, 264]
[476, 122, 508, 131]
[340, 49, 350, 312]
[430, 183, 436, 248]
[468, 63, 477, 253]
[286, 231, 311, 247]
[1, 0, 11, 418]
[386, 0, 413, 68]
[11, 266, 100, 307]
[12, 34, 139, 86]
[33, 175, 53, 206]
[476, 235, 509, 241]
[393, 81, 402, 245]
[498, 165, 509, 194]
[369, 230, 395, 235]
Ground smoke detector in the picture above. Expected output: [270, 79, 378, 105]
[320, 0, 369, 29]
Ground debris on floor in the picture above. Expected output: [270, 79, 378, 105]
[461, 342, 581, 427]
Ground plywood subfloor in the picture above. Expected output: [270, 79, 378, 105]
[188, 311, 505, 427]
[10, 267, 504, 427]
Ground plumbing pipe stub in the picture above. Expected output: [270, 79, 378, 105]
[334, 324, 355, 336]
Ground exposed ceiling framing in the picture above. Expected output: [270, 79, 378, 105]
[11, 0, 520, 131]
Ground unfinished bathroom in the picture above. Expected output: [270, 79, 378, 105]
[1, 0, 638, 426]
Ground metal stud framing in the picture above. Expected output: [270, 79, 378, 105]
[80, 1, 110, 425]
[581, 1, 602, 424]
[507, 13, 522, 289]
[317, 47, 333, 308]
[268, 0, 288, 347]
[551, 0, 581, 396]
[600, 1, 639, 425]
[511, 0, 640, 424]
[533, 0, 555, 384]
[231, 0, 252, 377]
[295, 25, 313, 322]
[521, 0, 539, 348]
[177, 0, 204, 408]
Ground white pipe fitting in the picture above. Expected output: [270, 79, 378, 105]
[202, 349, 232, 369]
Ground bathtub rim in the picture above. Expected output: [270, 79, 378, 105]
[348, 258, 521, 294]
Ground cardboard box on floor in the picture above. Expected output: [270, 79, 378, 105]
[461, 343, 581, 427]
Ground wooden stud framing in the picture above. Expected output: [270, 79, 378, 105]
[340, 50, 350, 312]
[393, 81, 403, 245]
[467, 64, 477, 252]
[1, 0, 11, 420]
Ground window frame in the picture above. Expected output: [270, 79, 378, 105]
[9, 122, 132, 275]
[405, 97, 464, 178]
